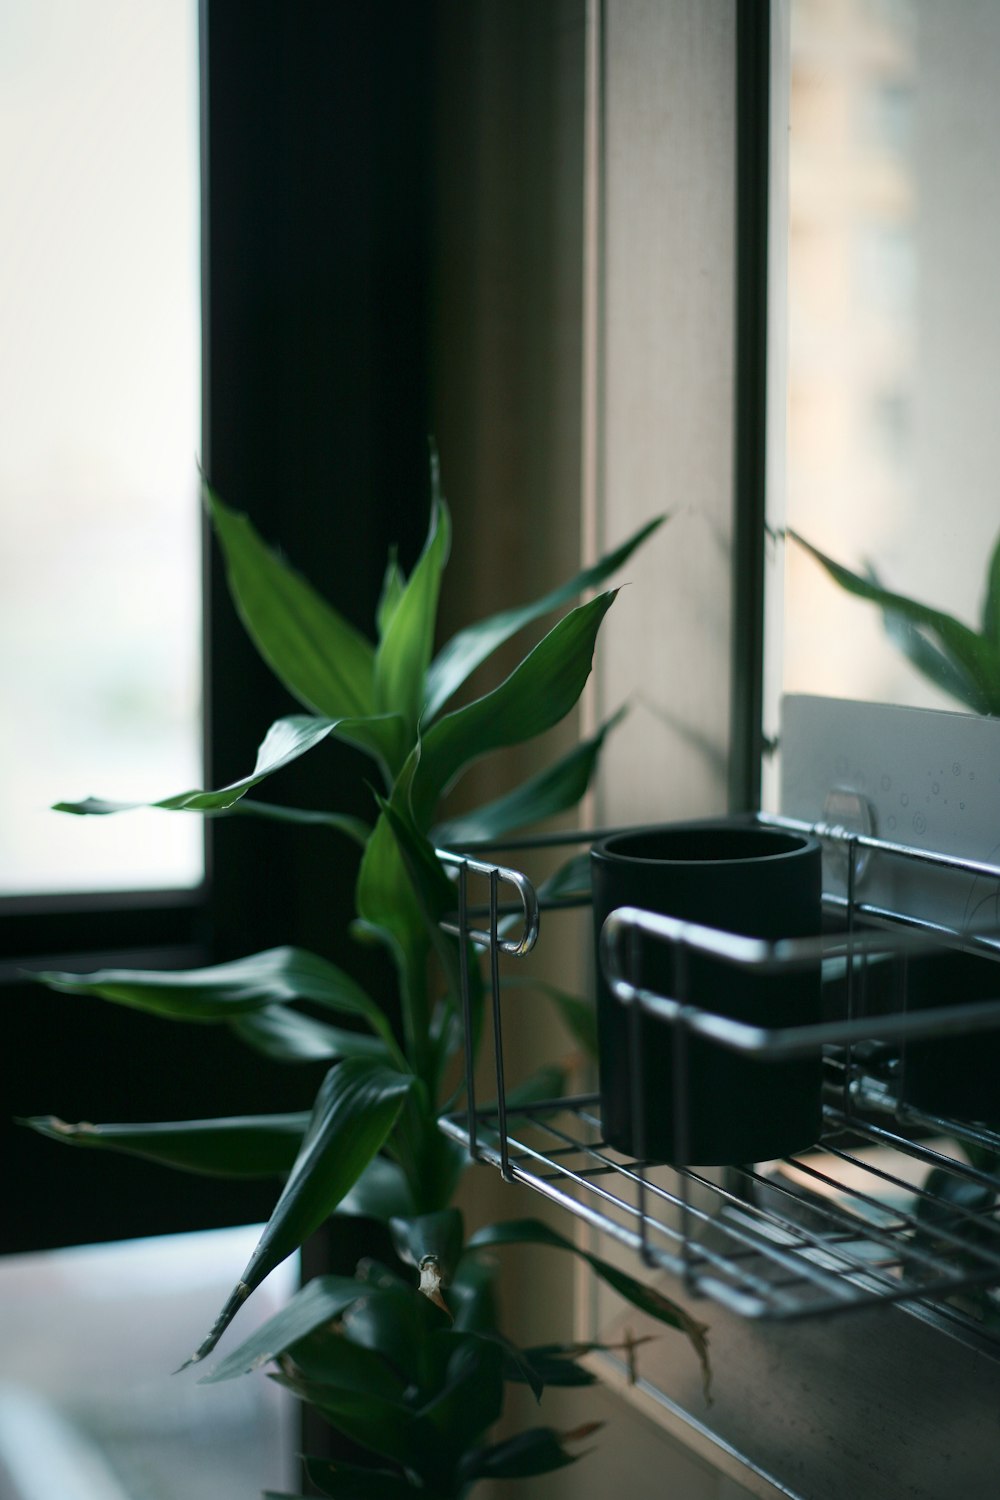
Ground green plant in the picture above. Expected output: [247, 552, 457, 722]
[789, 529, 1000, 714]
[25, 457, 708, 1498]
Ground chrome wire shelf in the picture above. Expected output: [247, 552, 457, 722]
[438, 819, 1000, 1328]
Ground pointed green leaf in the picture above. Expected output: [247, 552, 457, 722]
[431, 710, 624, 847]
[374, 497, 451, 738]
[341, 1282, 448, 1389]
[304, 1457, 416, 1500]
[20, 1112, 308, 1178]
[458, 1426, 590, 1483]
[490, 1063, 569, 1112]
[537, 851, 593, 901]
[376, 793, 486, 1093]
[286, 1326, 406, 1401]
[864, 562, 988, 713]
[448, 1254, 500, 1335]
[983, 528, 1000, 645]
[468, 1216, 711, 1399]
[273, 1373, 442, 1482]
[509, 1344, 600, 1388]
[207, 486, 375, 718]
[336, 1155, 415, 1220]
[355, 797, 431, 1068]
[376, 548, 407, 641]
[418, 1334, 505, 1457]
[332, 714, 411, 787]
[32, 947, 399, 1058]
[222, 799, 370, 848]
[230, 1006, 390, 1064]
[411, 591, 618, 828]
[424, 515, 666, 720]
[502, 979, 598, 1059]
[201, 1275, 372, 1383]
[878, 591, 986, 712]
[790, 532, 1000, 714]
[389, 1210, 464, 1284]
[54, 716, 341, 816]
[184, 1061, 415, 1366]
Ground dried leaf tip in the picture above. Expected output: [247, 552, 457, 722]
[418, 1255, 451, 1317]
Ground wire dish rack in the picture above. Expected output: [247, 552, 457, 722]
[437, 817, 1000, 1330]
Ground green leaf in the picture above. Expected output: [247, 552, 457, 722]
[389, 1210, 464, 1285]
[32, 947, 399, 1059]
[54, 715, 341, 815]
[863, 562, 989, 714]
[230, 1006, 390, 1064]
[336, 1155, 415, 1220]
[537, 851, 593, 901]
[274, 1373, 442, 1482]
[877, 591, 987, 713]
[332, 714, 411, 787]
[431, 710, 624, 847]
[379, 795, 464, 982]
[424, 515, 666, 720]
[789, 532, 1000, 714]
[222, 799, 370, 848]
[493, 1064, 568, 1112]
[376, 792, 487, 1101]
[355, 798, 432, 1070]
[982, 528, 1000, 645]
[376, 548, 407, 640]
[374, 495, 451, 741]
[502, 979, 598, 1059]
[304, 1457, 416, 1500]
[286, 1326, 406, 1401]
[458, 1425, 594, 1483]
[201, 1275, 373, 1383]
[184, 1061, 415, 1366]
[448, 1254, 500, 1335]
[207, 485, 375, 718]
[341, 1283, 447, 1390]
[20, 1113, 308, 1178]
[468, 1216, 712, 1400]
[509, 1344, 600, 1389]
[411, 591, 618, 828]
[418, 1333, 505, 1459]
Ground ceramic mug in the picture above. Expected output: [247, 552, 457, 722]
[591, 817, 823, 1165]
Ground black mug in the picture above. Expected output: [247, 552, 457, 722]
[591, 818, 823, 1165]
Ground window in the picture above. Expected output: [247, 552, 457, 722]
[0, 0, 204, 898]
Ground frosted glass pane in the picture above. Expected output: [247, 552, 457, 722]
[0, 1228, 297, 1500]
[0, 1, 203, 895]
[781, 0, 1000, 714]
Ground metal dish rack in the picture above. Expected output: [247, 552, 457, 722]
[437, 817, 1000, 1332]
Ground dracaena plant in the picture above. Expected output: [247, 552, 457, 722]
[789, 529, 1000, 714]
[25, 457, 710, 1499]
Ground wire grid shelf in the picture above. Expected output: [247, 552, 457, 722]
[437, 819, 1000, 1326]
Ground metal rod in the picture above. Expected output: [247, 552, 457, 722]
[457, 860, 479, 1163]
[488, 867, 512, 1182]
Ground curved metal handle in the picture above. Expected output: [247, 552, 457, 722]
[436, 850, 540, 956]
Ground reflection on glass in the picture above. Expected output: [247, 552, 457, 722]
[0, 1, 203, 895]
[0, 1228, 296, 1500]
[781, 0, 1000, 713]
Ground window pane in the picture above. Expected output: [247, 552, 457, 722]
[779, 0, 1000, 714]
[0, 1, 203, 895]
[0, 1228, 297, 1500]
